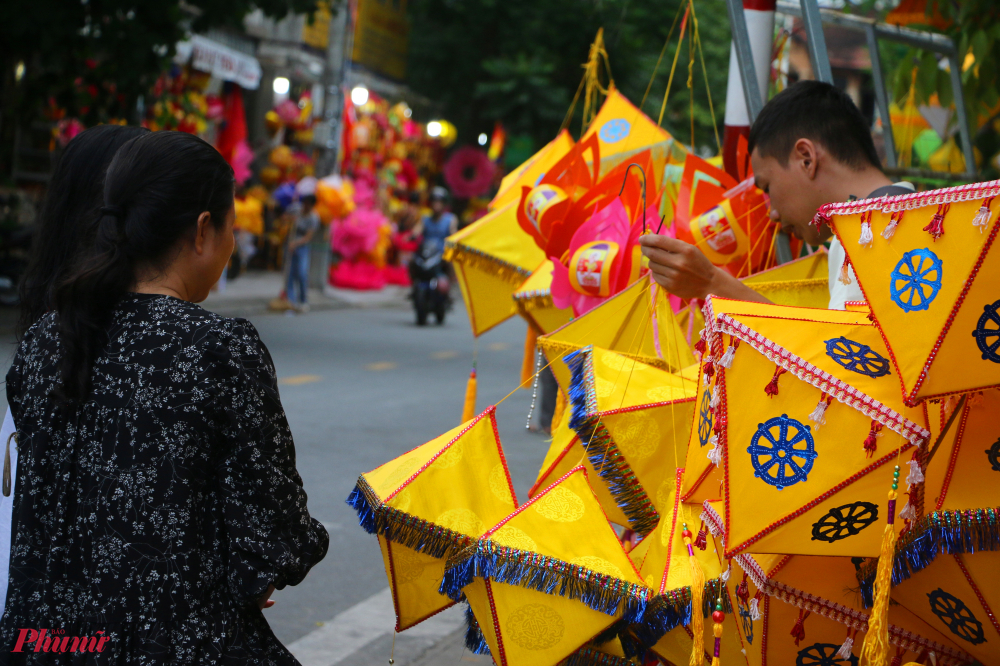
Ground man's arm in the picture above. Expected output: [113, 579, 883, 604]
[639, 234, 771, 303]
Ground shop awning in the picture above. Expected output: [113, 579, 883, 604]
[175, 35, 262, 90]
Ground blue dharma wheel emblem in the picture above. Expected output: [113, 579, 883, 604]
[972, 299, 1000, 363]
[747, 415, 817, 490]
[698, 390, 713, 447]
[599, 118, 631, 144]
[796, 643, 858, 666]
[890, 248, 943, 312]
[928, 588, 986, 645]
[824, 337, 891, 378]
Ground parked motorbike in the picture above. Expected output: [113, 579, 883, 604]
[409, 238, 449, 326]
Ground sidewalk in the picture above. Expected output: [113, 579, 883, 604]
[201, 270, 409, 318]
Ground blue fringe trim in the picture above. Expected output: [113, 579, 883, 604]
[565, 646, 635, 666]
[564, 348, 660, 537]
[345, 477, 472, 560]
[623, 578, 732, 655]
[857, 507, 1000, 607]
[441, 541, 650, 623]
[463, 604, 491, 655]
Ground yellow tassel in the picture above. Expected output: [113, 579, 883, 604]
[682, 524, 705, 666]
[711, 619, 723, 666]
[521, 325, 538, 387]
[860, 489, 898, 666]
[461, 368, 478, 423]
[552, 389, 567, 430]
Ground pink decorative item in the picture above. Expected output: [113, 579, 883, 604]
[231, 140, 254, 185]
[276, 99, 301, 125]
[442, 146, 497, 199]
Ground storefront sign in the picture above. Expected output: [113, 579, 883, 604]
[175, 35, 262, 90]
[351, 0, 410, 81]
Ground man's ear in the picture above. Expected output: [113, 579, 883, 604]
[792, 138, 819, 180]
[193, 211, 212, 255]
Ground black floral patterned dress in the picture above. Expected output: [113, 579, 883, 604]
[1, 293, 329, 664]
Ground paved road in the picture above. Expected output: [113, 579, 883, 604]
[0, 295, 549, 664]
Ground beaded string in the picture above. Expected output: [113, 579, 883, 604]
[524, 349, 543, 429]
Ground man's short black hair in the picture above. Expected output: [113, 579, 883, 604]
[748, 80, 881, 171]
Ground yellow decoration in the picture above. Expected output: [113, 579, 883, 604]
[445, 201, 547, 337]
[461, 368, 478, 424]
[580, 87, 674, 161]
[703, 297, 929, 557]
[538, 277, 696, 392]
[447, 466, 648, 666]
[822, 181, 1000, 404]
[348, 407, 518, 631]
[233, 196, 264, 236]
[740, 248, 830, 309]
[513, 260, 573, 335]
[492, 131, 575, 212]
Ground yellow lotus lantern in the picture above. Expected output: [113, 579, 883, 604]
[701, 297, 931, 558]
[442, 466, 651, 666]
[817, 180, 1000, 404]
[346, 407, 518, 630]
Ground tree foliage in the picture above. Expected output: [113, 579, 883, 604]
[0, 0, 319, 126]
[406, 0, 733, 154]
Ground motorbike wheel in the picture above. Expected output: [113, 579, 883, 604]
[414, 289, 428, 326]
[434, 300, 446, 325]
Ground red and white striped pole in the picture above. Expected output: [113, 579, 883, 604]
[722, 0, 776, 180]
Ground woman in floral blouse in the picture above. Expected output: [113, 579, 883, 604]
[2, 131, 328, 664]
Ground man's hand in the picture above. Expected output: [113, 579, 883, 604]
[638, 234, 772, 304]
[639, 234, 718, 300]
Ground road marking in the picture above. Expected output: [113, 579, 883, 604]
[431, 350, 459, 360]
[280, 374, 323, 386]
[366, 362, 398, 371]
[488, 342, 509, 351]
[287, 588, 465, 666]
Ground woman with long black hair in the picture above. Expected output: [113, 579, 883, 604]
[1, 124, 149, 621]
[2, 131, 328, 664]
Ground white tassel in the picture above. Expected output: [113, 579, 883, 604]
[749, 597, 761, 621]
[905, 459, 925, 488]
[972, 205, 992, 233]
[859, 220, 873, 245]
[709, 386, 720, 409]
[707, 436, 722, 466]
[703, 373, 711, 387]
[838, 261, 852, 285]
[882, 215, 899, 240]
[720, 563, 731, 583]
[836, 636, 854, 659]
[719, 345, 736, 369]
[899, 500, 917, 522]
[808, 396, 830, 429]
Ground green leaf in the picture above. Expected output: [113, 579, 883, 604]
[972, 29, 989, 64]
[917, 51, 939, 104]
[937, 68, 954, 107]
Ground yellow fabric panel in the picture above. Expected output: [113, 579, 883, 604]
[681, 366, 721, 505]
[581, 88, 674, 159]
[454, 260, 521, 336]
[526, 306, 574, 337]
[396, 414, 517, 531]
[885, 552, 999, 665]
[489, 468, 642, 585]
[492, 131, 575, 212]
[752, 279, 831, 309]
[726, 314, 907, 415]
[363, 420, 469, 498]
[513, 261, 573, 335]
[650, 591, 750, 666]
[724, 343, 911, 557]
[922, 246, 1000, 398]
[742, 249, 828, 284]
[708, 296, 871, 325]
[745, 592, 865, 666]
[627, 535, 651, 573]
[516, 259, 557, 295]
[380, 536, 453, 630]
[830, 200, 997, 403]
[601, 401, 695, 518]
[450, 202, 545, 270]
[485, 580, 620, 666]
[923, 389, 1000, 512]
[590, 349, 697, 412]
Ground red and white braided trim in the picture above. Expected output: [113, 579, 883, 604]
[700, 503, 972, 665]
[811, 179, 1000, 226]
[714, 314, 929, 446]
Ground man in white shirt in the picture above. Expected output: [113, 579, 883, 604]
[640, 80, 913, 309]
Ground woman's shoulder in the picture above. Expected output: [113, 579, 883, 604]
[119, 294, 266, 355]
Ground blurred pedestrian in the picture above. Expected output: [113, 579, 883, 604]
[420, 186, 457, 253]
[1, 124, 149, 623]
[2, 131, 328, 663]
[285, 193, 320, 313]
